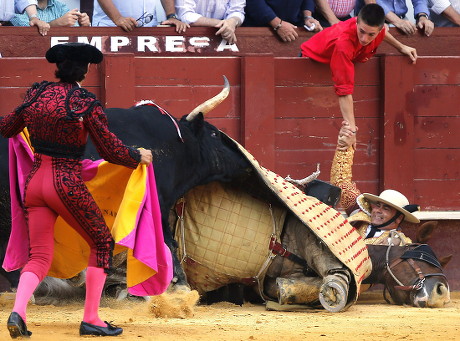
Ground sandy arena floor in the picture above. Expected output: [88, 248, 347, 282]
[0, 290, 459, 341]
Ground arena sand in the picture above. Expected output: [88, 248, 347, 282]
[0, 290, 459, 340]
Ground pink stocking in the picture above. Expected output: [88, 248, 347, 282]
[83, 266, 107, 327]
[12, 272, 40, 323]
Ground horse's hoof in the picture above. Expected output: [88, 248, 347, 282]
[319, 279, 348, 312]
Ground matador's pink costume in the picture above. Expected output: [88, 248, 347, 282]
[0, 80, 141, 280]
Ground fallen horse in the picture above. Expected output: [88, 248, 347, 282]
[171, 132, 451, 310]
[174, 157, 450, 310]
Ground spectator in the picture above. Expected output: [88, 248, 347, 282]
[176, 0, 246, 44]
[428, 0, 460, 26]
[10, 0, 91, 27]
[93, 0, 188, 33]
[0, 0, 50, 35]
[243, 0, 322, 42]
[301, 4, 417, 148]
[313, 0, 374, 27]
[356, 0, 435, 35]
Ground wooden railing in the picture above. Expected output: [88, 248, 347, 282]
[1, 26, 459, 212]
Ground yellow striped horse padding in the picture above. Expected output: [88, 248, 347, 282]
[176, 136, 372, 304]
[176, 181, 286, 285]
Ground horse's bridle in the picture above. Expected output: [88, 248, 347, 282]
[383, 243, 447, 304]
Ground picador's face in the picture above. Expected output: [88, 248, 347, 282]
[370, 201, 398, 229]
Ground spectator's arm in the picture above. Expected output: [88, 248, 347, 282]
[412, 0, 431, 19]
[429, 0, 453, 15]
[160, 0, 189, 33]
[377, 0, 416, 34]
[189, 16, 221, 27]
[439, 5, 460, 25]
[244, 0, 278, 25]
[427, 0, 460, 25]
[24, 4, 50, 36]
[96, 0, 137, 31]
[314, 0, 340, 26]
[48, 9, 80, 27]
[176, 0, 205, 24]
[14, 0, 37, 14]
[161, 0, 177, 17]
[385, 10, 417, 34]
[224, 0, 245, 25]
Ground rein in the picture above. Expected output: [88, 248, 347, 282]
[383, 243, 446, 304]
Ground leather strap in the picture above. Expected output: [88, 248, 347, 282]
[269, 236, 309, 269]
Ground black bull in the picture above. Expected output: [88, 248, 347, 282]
[0, 100, 251, 289]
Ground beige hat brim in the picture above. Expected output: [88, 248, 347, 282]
[362, 193, 420, 223]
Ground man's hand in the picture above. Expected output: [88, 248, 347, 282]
[416, 16, 434, 36]
[399, 44, 418, 64]
[29, 17, 50, 36]
[138, 148, 153, 165]
[78, 12, 91, 27]
[304, 17, 323, 32]
[215, 18, 238, 44]
[58, 9, 81, 26]
[161, 17, 189, 33]
[276, 21, 298, 42]
[114, 15, 137, 31]
[338, 121, 357, 151]
[394, 17, 417, 35]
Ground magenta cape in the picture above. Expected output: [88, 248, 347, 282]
[3, 132, 172, 296]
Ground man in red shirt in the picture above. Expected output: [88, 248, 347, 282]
[301, 4, 417, 147]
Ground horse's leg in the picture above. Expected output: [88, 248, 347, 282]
[284, 214, 351, 312]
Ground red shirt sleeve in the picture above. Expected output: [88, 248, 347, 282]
[330, 39, 356, 96]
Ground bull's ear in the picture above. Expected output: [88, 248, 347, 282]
[439, 254, 453, 268]
[416, 221, 437, 243]
[188, 112, 205, 134]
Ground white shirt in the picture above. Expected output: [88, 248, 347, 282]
[92, 0, 166, 27]
[428, 0, 460, 26]
[0, 0, 37, 21]
[364, 225, 386, 239]
[176, 0, 245, 25]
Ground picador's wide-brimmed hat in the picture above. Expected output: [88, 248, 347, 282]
[357, 190, 420, 223]
[46, 43, 103, 64]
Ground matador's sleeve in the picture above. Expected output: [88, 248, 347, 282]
[330, 146, 361, 215]
[68, 87, 141, 168]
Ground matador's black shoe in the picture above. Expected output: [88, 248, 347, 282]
[79, 321, 123, 336]
[7, 312, 32, 338]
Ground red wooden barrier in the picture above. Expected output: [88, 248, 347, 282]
[1, 27, 459, 288]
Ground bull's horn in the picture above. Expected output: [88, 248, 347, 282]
[186, 75, 230, 121]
